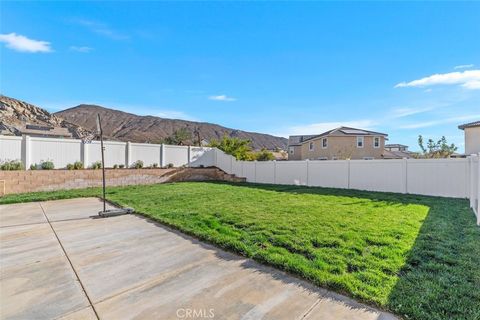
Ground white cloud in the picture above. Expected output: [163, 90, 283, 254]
[395, 70, 480, 90]
[454, 64, 474, 70]
[72, 19, 129, 40]
[275, 120, 377, 138]
[69, 46, 93, 53]
[208, 95, 236, 102]
[0, 33, 52, 53]
[156, 110, 197, 121]
[399, 114, 480, 129]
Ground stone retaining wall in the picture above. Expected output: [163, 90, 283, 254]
[0, 167, 244, 195]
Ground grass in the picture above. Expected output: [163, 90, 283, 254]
[1, 182, 479, 320]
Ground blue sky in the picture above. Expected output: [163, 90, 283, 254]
[1, 2, 479, 152]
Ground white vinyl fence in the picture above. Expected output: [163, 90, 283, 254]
[1, 135, 479, 224]
[0, 135, 214, 170]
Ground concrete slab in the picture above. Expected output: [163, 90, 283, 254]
[41, 197, 115, 222]
[0, 198, 398, 320]
[0, 202, 45, 227]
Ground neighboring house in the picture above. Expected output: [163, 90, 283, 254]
[20, 124, 73, 138]
[383, 144, 412, 159]
[288, 127, 388, 160]
[459, 121, 480, 155]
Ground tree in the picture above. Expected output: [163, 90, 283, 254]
[254, 148, 275, 161]
[417, 135, 457, 158]
[164, 128, 192, 145]
[208, 136, 255, 160]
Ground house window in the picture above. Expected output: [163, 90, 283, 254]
[363, 157, 374, 160]
[374, 137, 380, 148]
[309, 142, 314, 151]
[289, 147, 294, 154]
[318, 157, 328, 160]
[357, 136, 364, 148]
[322, 138, 328, 149]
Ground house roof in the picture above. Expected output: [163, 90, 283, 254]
[289, 126, 388, 146]
[382, 149, 412, 159]
[458, 121, 480, 130]
[385, 144, 408, 148]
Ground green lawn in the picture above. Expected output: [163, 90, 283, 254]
[2, 182, 479, 320]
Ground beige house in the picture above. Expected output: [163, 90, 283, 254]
[459, 121, 480, 155]
[288, 127, 388, 160]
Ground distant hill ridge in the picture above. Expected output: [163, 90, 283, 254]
[0, 95, 287, 149]
[56, 104, 287, 149]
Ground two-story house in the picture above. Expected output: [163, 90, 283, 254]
[458, 121, 480, 155]
[288, 126, 388, 160]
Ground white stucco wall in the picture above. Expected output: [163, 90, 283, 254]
[465, 127, 480, 155]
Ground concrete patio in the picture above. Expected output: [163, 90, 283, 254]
[0, 198, 397, 320]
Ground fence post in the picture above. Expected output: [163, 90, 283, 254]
[477, 154, 480, 225]
[126, 142, 132, 168]
[187, 146, 191, 167]
[305, 160, 309, 186]
[81, 142, 89, 169]
[469, 156, 474, 209]
[21, 135, 31, 170]
[160, 144, 165, 167]
[404, 158, 408, 194]
[273, 160, 277, 184]
[347, 159, 351, 189]
[254, 160, 257, 183]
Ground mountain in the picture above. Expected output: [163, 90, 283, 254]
[0, 95, 91, 138]
[55, 104, 287, 149]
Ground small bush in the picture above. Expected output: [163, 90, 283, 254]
[66, 161, 83, 170]
[73, 161, 83, 170]
[0, 160, 24, 171]
[113, 164, 118, 169]
[152, 163, 159, 168]
[40, 161, 55, 170]
[30, 164, 38, 170]
[119, 164, 125, 169]
[133, 160, 144, 169]
[90, 161, 102, 169]
[166, 163, 174, 168]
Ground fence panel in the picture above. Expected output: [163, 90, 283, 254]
[215, 149, 233, 173]
[350, 159, 406, 193]
[130, 143, 161, 167]
[308, 160, 349, 189]
[163, 145, 189, 167]
[0, 136, 22, 162]
[190, 147, 215, 167]
[87, 141, 126, 168]
[30, 137, 82, 169]
[407, 159, 469, 198]
[243, 161, 256, 182]
[231, 159, 243, 177]
[255, 161, 275, 184]
[275, 161, 308, 185]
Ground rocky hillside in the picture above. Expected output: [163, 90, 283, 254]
[56, 105, 287, 149]
[0, 95, 91, 138]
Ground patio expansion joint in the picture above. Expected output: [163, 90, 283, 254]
[299, 298, 321, 319]
[38, 202, 100, 320]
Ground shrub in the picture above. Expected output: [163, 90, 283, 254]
[119, 164, 125, 169]
[254, 148, 275, 161]
[73, 161, 83, 170]
[133, 160, 144, 169]
[166, 163, 174, 168]
[113, 164, 118, 169]
[66, 163, 74, 170]
[30, 164, 38, 170]
[0, 160, 24, 171]
[152, 163, 158, 168]
[90, 161, 102, 169]
[40, 160, 55, 170]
